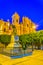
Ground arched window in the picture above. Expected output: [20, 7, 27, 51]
[9, 26, 12, 30]
[16, 19, 18, 22]
[4, 28, 6, 32]
[4, 23, 6, 25]
[27, 24, 29, 27]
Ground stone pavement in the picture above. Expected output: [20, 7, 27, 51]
[0, 50, 43, 65]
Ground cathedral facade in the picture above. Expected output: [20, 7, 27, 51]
[12, 12, 36, 35]
[0, 12, 36, 35]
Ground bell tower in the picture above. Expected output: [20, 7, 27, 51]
[12, 12, 20, 25]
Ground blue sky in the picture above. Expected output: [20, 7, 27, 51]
[0, 0, 43, 30]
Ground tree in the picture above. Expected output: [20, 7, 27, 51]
[28, 33, 35, 51]
[0, 35, 11, 47]
[19, 35, 27, 54]
[30, 32, 41, 50]
[28, 32, 40, 50]
[19, 30, 43, 51]
[31, 32, 38, 49]
[30, 31, 43, 50]
[38, 30, 43, 49]
[19, 34, 35, 52]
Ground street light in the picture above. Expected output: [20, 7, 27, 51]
[32, 25, 39, 29]
[8, 23, 10, 27]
